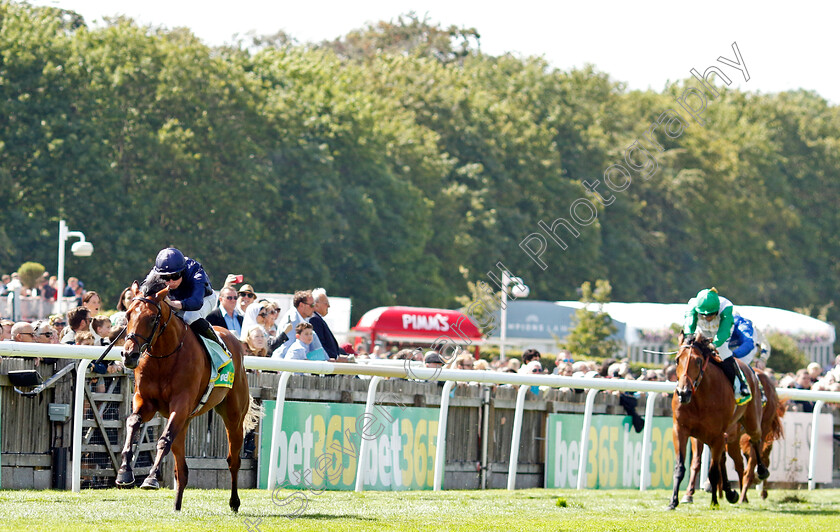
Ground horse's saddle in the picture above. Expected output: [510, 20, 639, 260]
[197, 336, 234, 389]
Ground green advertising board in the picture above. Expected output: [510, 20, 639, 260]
[545, 413, 675, 489]
[258, 401, 440, 491]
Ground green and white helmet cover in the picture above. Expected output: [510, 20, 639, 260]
[694, 288, 721, 315]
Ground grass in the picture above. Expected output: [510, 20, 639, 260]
[0, 487, 838, 531]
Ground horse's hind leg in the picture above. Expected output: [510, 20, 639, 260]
[172, 429, 189, 511]
[217, 393, 247, 513]
[682, 438, 701, 503]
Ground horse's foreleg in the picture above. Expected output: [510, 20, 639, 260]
[668, 428, 689, 510]
[681, 438, 701, 503]
[116, 395, 154, 487]
[143, 408, 188, 490]
[172, 429, 189, 511]
[708, 439, 727, 509]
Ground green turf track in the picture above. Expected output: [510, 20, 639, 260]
[0, 488, 838, 531]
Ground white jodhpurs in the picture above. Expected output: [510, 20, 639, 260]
[182, 291, 216, 324]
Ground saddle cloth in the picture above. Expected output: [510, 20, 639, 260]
[198, 335, 234, 389]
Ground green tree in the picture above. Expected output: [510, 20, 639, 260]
[765, 332, 810, 374]
[17, 261, 45, 289]
[561, 280, 620, 359]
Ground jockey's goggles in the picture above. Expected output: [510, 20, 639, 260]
[160, 271, 183, 282]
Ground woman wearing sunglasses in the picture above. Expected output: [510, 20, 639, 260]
[142, 247, 222, 350]
[240, 300, 292, 353]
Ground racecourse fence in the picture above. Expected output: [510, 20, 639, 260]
[1, 342, 839, 492]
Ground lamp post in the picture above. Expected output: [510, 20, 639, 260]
[499, 271, 529, 362]
[57, 220, 94, 313]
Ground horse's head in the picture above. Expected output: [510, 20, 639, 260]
[674, 333, 713, 404]
[121, 282, 170, 369]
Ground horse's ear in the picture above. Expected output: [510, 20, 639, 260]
[153, 287, 170, 302]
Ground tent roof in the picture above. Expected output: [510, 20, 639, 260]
[556, 301, 836, 344]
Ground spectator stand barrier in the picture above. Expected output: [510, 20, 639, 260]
[1, 342, 839, 493]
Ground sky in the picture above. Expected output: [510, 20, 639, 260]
[27, 1, 840, 104]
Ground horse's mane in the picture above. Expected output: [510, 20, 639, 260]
[684, 333, 716, 358]
[141, 275, 167, 297]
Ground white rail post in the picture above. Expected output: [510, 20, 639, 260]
[639, 391, 657, 490]
[72, 359, 92, 492]
[700, 444, 710, 487]
[267, 371, 292, 489]
[576, 388, 599, 490]
[506, 384, 530, 490]
[433, 380, 456, 491]
[808, 400, 825, 490]
[355, 375, 382, 492]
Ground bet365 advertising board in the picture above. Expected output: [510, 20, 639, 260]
[258, 401, 440, 490]
[545, 413, 676, 489]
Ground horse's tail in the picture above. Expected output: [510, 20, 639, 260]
[767, 398, 787, 443]
[243, 395, 265, 432]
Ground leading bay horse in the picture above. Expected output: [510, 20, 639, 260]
[115, 281, 262, 511]
[682, 369, 786, 503]
[669, 333, 768, 509]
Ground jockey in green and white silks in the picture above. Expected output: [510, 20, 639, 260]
[683, 287, 752, 405]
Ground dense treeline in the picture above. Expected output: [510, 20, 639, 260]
[2, 3, 839, 325]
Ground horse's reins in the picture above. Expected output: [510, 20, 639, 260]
[678, 340, 711, 395]
[125, 296, 186, 360]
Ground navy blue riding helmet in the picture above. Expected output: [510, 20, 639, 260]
[154, 248, 186, 275]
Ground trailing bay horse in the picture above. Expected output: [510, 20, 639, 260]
[115, 282, 262, 511]
[669, 333, 767, 509]
[682, 369, 785, 503]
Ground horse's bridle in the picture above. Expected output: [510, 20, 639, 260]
[677, 340, 711, 395]
[125, 296, 185, 359]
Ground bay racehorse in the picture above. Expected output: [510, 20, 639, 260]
[669, 333, 767, 509]
[682, 368, 785, 503]
[115, 282, 262, 511]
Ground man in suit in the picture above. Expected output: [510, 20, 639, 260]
[310, 287, 347, 360]
[207, 286, 243, 337]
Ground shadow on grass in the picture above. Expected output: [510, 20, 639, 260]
[288, 513, 379, 522]
[234, 511, 378, 522]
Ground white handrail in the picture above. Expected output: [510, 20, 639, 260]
[2, 342, 839, 493]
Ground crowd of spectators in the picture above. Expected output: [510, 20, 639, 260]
[3, 270, 840, 411]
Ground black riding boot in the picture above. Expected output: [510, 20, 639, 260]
[720, 356, 751, 404]
[190, 318, 229, 355]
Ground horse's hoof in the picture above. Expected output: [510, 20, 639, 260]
[761, 489, 768, 500]
[710, 501, 720, 510]
[115, 470, 135, 487]
[703, 480, 712, 493]
[668, 502, 678, 510]
[141, 478, 160, 490]
[681, 495, 693, 504]
[757, 465, 770, 481]
[725, 490, 739, 504]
